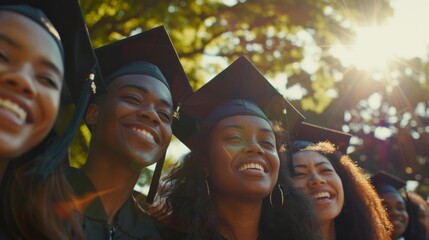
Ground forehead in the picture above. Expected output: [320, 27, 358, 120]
[0, 11, 64, 70]
[292, 151, 331, 166]
[214, 115, 273, 131]
[107, 74, 172, 104]
[381, 191, 405, 204]
[0, 11, 52, 45]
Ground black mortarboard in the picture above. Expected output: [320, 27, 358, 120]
[0, 0, 97, 103]
[291, 122, 352, 153]
[371, 171, 406, 194]
[94, 26, 192, 110]
[149, 56, 305, 203]
[0, 0, 98, 176]
[173, 56, 305, 147]
[93, 26, 193, 204]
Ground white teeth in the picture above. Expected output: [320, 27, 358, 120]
[313, 192, 331, 199]
[238, 163, 264, 172]
[0, 98, 27, 121]
[132, 128, 154, 141]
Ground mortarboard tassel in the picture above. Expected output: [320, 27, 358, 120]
[31, 66, 97, 179]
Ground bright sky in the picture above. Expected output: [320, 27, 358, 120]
[331, 0, 429, 70]
[271, 0, 429, 99]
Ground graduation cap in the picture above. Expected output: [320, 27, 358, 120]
[173, 55, 305, 147]
[93, 25, 192, 109]
[149, 56, 305, 203]
[92, 26, 193, 204]
[291, 122, 352, 153]
[0, 0, 98, 176]
[370, 170, 406, 195]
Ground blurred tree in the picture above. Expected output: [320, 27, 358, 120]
[65, 0, 428, 194]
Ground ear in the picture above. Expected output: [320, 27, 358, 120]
[85, 103, 99, 125]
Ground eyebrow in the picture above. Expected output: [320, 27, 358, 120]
[0, 33, 20, 48]
[0, 33, 63, 78]
[293, 161, 331, 169]
[118, 84, 173, 109]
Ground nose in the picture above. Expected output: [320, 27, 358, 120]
[308, 172, 326, 186]
[137, 106, 161, 126]
[0, 65, 37, 98]
[243, 140, 264, 155]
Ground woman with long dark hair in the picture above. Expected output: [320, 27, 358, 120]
[0, 0, 97, 238]
[155, 56, 320, 240]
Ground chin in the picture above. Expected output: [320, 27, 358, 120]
[130, 155, 159, 168]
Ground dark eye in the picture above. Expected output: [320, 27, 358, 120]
[0, 50, 10, 63]
[321, 168, 334, 173]
[292, 171, 306, 177]
[158, 111, 172, 123]
[260, 140, 275, 149]
[37, 75, 59, 90]
[123, 95, 141, 104]
[226, 135, 242, 144]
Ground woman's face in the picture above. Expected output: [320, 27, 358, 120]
[291, 151, 344, 223]
[207, 115, 280, 200]
[0, 11, 64, 160]
[381, 192, 409, 240]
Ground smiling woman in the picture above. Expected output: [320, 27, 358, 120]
[0, 9, 63, 168]
[286, 122, 392, 240]
[0, 0, 97, 239]
[153, 56, 320, 240]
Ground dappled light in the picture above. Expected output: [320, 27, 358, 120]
[67, 0, 429, 194]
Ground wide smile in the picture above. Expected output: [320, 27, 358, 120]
[237, 159, 269, 175]
[313, 191, 331, 199]
[238, 162, 265, 172]
[128, 125, 159, 145]
[0, 96, 31, 124]
[312, 190, 335, 204]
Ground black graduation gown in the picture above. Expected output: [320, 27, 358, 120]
[66, 168, 163, 240]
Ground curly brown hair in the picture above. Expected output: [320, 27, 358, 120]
[286, 141, 392, 240]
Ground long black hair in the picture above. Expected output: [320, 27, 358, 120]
[1, 132, 84, 239]
[155, 121, 321, 240]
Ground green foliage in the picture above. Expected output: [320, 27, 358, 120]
[80, 0, 392, 98]
[67, 0, 429, 189]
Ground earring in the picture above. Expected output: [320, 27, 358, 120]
[205, 179, 211, 196]
[269, 184, 284, 207]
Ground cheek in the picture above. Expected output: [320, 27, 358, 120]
[213, 145, 239, 162]
[334, 175, 344, 193]
[160, 124, 172, 146]
[101, 100, 126, 120]
[269, 153, 280, 175]
[37, 90, 60, 129]
[332, 175, 345, 202]
[403, 211, 410, 220]
[207, 146, 234, 176]
[291, 178, 307, 189]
